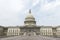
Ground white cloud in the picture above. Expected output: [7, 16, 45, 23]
[32, 0, 40, 6]
[40, 0, 60, 11]
[0, 0, 60, 26]
[0, 0, 26, 26]
[36, 0, 60, 26]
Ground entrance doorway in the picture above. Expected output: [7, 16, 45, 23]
[26, 29, 36, 36]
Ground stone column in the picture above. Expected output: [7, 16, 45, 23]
[34, 32, 36, 36]
[24, 32, 26, 36]
[52, 27, 57, 37]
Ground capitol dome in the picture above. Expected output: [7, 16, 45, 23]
[24, 9, 36, 26]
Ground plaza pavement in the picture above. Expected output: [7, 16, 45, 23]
[0, 35, 60, 40]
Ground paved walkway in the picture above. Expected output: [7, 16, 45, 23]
[0, 36, 60, 40]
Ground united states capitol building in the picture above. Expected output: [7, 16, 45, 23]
[0, 10, 60, 37]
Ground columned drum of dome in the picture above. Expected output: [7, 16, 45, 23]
[24, 9, 36, 26]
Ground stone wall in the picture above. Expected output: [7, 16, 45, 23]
[0, 26, 60, 37]
[40, 27, 53, 36]
[56, 27, 60, 37]
[7, 27, 20, 36]
[0, 27, 4, 36]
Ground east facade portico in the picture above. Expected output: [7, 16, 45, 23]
[20, 26, 40, 36]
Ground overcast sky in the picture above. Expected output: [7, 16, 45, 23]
[0, 0, 60, 26]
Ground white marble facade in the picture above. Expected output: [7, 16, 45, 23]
[0, 10, 60, 37]
[7, 27, 20, 36]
